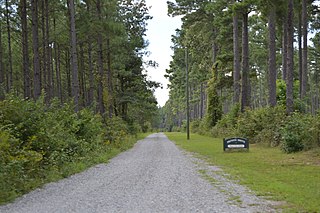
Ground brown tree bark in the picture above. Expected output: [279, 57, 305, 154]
[79, 44, 86, 107]
[107, 38, 113, 117]
[241, 11, 251, 111]
[45, 0, 52, 100]
[41, 0, 47, 97]
[282, 17, 288, 81]
[68, 0, 80, 112]
[96, 0, 105, 115]
[298, 7, 303, 99]
[5, 0, 13, 91]
[31, 0, 41, 99]
[268, 3, 277, 107]
[301, 0, 308, 99]
[20, 0, 31, 99]
[65, 51, 71, 98]
[55, 43, 62, 103]
[233, 0, 240, 104]
[86, 2, 94, 107]
[88, 40, 94, 106]
[0, 21, 4, 100]
[286, 0, 294, 114]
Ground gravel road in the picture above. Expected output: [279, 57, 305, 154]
[0, 133, 278, 213]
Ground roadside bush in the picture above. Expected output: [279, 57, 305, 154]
[280, 113, 317, 153]
[0, 95, 137, 204]
[212, 104, 240, 137]
[190, 119, 201, 133]
[172, 126, 181, 132]
[236, 106, 286, 146]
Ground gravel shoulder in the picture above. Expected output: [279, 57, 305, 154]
[0, 133, 279, 213]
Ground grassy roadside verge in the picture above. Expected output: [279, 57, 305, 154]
[165, 132, 320, 212]
[0, 133, 149, 205]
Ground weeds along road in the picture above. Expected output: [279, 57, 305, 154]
[0, 133, 277, 213]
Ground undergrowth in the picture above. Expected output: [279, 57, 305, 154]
[0, 95, 143, 204]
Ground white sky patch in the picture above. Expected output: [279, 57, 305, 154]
[144, 0, 182, 107]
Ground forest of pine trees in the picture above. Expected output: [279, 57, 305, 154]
[0, 0, 159, 123]
[162, 0, 320, 152]
[0, 0, 161, 203]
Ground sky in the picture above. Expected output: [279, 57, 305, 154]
[144, 0, 182, 107]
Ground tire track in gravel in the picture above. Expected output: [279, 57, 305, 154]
[0, 133, 279, 213]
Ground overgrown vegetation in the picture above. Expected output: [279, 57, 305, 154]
[189, 106, 320, 153]
[166, 132, 320, 212]
[0, 95, 146, 204]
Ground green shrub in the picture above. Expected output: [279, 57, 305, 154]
[281, 113, 305, 153]
[212, 104, 240, 137]
[190, 119, 201, 133]
[236, 106, 286, 146]
[0, 95, 137, 204]
[281, 113, 317, 153]
[211, 105, 286, 146]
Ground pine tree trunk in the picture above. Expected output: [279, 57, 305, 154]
[298, 7, 303, 99]
[241, 12, 251, 111]
[66, 51, 71, 98]
[286, 0, 294, 114]
[55, 43, 62, 102]
[233, 0, 240, 104]
[268, 4, 277, 107]
[5, 0, 13, 91]
[301, 0, 308, 99]
[45, 0, 52, 101]
[107, 38, 113, 118]
[68, 0, 80, 112]
[79, 44, 86, 107]
[86, 2, 94, 107]
[96, 0, 105, 115]
[21, 0, 31, 99]
[282, 18, 288, 81]
[88, 40, 94, 106]
[200, 83, 204, 119]
[0, 21, 4, 100]
[31, 0, 41, 99]
[41, 0, 47, 98]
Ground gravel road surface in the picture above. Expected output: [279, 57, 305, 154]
[0, 133, 278, 213]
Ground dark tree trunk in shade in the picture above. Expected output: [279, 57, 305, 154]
[5, 0, 13, 91]
[233, 0, 240, 104]
[31, 0, 41, 99]
[241, 12, 251, 112]
[65, 51, 71, 98]
[0, 21, 4, 100]
[286, 0, 294, 114]
[79, 44, 86, 107]
[298, 7, 303, 99]
[45, 0, 52, 101]
[301, 0, 308, 99]
[282, 17, 288, 81]
[268, 4, 277, 107]
[41, 0, 47, 98]
[55, 43, 62, 103]
[21, 0, 31, 99]
[96, 0, 105, 115]
[86, 2, 94, 107]
[107, 38, 113, 118]
[68, 0, 80, 112]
